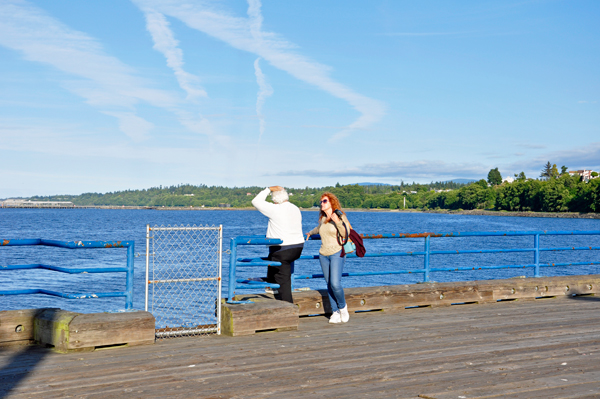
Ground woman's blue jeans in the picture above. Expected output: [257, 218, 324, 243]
[319, 250, 346, 312]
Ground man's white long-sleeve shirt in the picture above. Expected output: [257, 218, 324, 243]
[251, 188, 304, 246]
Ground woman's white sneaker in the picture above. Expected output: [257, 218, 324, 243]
[340, 305, 350, 323]
[329, 311, 342, 324]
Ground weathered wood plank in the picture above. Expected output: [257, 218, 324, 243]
[21, 309, 156, 353]
[3, 292, 600, 398]
[419, 371, 600, 399]
[33, 309, 80, 352]
[0, 308, 57, 346]
[221, 297, 299, 336]
[68, 311, 155, 349]
[291, 275, 600, 316]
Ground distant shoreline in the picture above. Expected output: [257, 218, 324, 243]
[415, 209, 600, 219]
[347, 208, 600, 219]
[2, 205, 599, 219]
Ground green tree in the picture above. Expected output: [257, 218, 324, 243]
[476, 179, 488, 189]
[487, 168, 502, 185]
[514, 171, 527, 181]
[560, 165, 568, 175]
[458, 182, 495, 210]
[540, 162, 553, 179]
[539, 178, 572, 212]
[550, 164, 559, 179]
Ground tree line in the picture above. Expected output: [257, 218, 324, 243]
[29, 181, 464, 209]
[426, 174, 599, 213]
[28, 167, 600, 213]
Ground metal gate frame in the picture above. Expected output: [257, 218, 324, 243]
[145, 224, 222, 338]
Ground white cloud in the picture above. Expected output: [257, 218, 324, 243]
[509, 142, 600, 172]
[102, 111, 154, 142]
[0, 117, 209, 163]
[247, 0, 263, 39]
[131, 0, 386, 139]
[515, 142, 546, 150]
[0, 0, 223, 143]
[382, 32, 471, 37]
[274, 160, 488, 180]
[273, 142, 600, 182]
[142, 9, 208, 100]
[0, 1, 177, 109]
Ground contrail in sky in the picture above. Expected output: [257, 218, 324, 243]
[0, 0, 173, 141]
[253, 58, 273, 144]
[142, 8, 208, 100]
[0, 0, 221, 142]
[132, 0, 386, 140]
[248, 1, 272, 143]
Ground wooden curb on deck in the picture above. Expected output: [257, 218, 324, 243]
[0, 308, 52, 347]
[293, 275, 600, 316]
[0, 309, 155, 353]
[221, 297, 299, 337]
[224, 275, 600, 336]
[3, 275, 598, 343]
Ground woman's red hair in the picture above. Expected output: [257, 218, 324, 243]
[319, 192, 345, 220]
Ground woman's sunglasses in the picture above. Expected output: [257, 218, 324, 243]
[320, 199, 329, 204]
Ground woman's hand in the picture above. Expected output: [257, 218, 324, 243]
[305, 232, 311, 241]
[330, 212, 340, 223]
[323, 208, 333, 222]
[269, 186, 283, 192]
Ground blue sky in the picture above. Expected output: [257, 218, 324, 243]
[0, 0, 598, 198]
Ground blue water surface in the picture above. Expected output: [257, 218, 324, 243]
[1, 209, 599, 315]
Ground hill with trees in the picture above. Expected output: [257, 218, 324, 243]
[27, 166, 600, 213]
[28, 181, 465, 209]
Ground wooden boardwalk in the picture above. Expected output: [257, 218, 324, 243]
[2, 296, 600, 398]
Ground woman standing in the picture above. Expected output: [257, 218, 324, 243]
[306, 192, 352, 324]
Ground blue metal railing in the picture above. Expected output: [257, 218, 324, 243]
[0, 238, 135, 310]
[228, 236, 283, 304]
[228, 230, 600, 303]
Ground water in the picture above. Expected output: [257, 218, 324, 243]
[1, 209, 599, 316]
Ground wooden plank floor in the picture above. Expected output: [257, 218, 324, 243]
[2, 296, 600, 399]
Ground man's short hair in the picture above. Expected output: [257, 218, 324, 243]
[271, 189, 289, 204]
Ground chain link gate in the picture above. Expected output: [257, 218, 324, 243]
[145, 225, 222, 339]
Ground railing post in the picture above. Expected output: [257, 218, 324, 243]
[145, 224, 150, 312]
[126, 242, 134, 310]
[217, 225, 223, 335]
[228, 237, 238, 303]
[534, 234, 540, 278]
[424, 235, 430, 282]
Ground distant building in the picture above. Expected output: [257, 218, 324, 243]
[183, 193, 194, 196]
[569, 170, 595, 182]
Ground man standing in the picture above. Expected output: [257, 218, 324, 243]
[252, 186, 304, 303]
